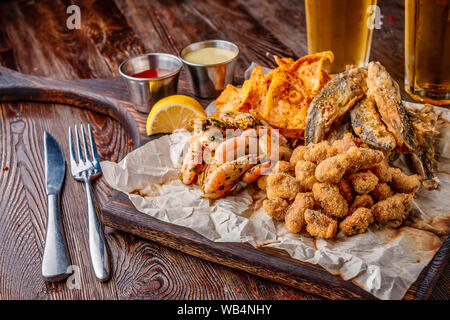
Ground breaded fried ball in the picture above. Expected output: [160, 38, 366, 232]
[290, 145, 307, 166]
[331, 133, 356, 153]
[315, 153, 350, 183]
[349, 194, 374, 215]
[257, 160, 293, 191]
[273, 160, 294, 175]
[370, 159, 392, 183]
[389, 168, 421, 193]
[338, 179, 354, 204]
[348, 170, 379, 194]
[284, 193, 315, 233]
[304, 141, 338, 164]
[295, 160, 317, 191]
[372, 193, 413, 225]
[345, 146, 383, 174]
[339, 207, 374, 236]
[266, 173, 301, 201]
[304, 209, 338, 239]
[263, 198, 290, 221]
[257, 175, 268, 191]
[312, 182, 348, 218]
[370, 183, 393, 201]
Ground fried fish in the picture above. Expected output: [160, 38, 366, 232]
[406, 105, 440, 189]
[350, 96, 396, 150]
[305, 67, 367, 144]
[367, 61, 417, 151]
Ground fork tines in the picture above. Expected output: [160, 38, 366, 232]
[68, 124, 101, 178]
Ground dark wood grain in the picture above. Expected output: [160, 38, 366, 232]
[0, 0, 448, 300]
[0, 101, 128, 299]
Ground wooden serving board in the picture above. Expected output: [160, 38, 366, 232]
[0, 66, 448, 300]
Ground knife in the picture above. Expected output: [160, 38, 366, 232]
[42, 131, 70, 281]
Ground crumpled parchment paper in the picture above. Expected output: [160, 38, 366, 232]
[101, 100, 449, 300]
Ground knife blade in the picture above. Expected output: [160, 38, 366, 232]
[42, 131, 70, 281]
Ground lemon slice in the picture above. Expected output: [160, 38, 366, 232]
[146, 95, 206, 135]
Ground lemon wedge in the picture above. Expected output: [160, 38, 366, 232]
[146, 95, 206, 136]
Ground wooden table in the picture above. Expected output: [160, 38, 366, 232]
[0, 0, 447, 300]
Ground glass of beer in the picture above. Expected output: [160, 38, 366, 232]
[305, 0, 377, 74]
[405, 0, 450, 106]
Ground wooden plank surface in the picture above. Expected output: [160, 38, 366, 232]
[0, 0, 448, 300]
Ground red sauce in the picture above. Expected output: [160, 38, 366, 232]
[131, 68, 173, 79]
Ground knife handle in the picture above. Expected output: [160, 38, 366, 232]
[85, 181, 110, 282]
[42, 194, 70, 282]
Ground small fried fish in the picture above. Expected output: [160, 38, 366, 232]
[350, 96, 396, 150]
[305, 67, 368, 144]
[367, 61, 416, 151]
[406, 105, 440, 189]
[325, 113, 353, 143]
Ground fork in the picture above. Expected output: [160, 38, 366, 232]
[69, 124, 110, 281]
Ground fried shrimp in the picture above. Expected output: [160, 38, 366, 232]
[372, 193, 413, 225]
[263, 198, 290, 221]
[214, 128, 259, 163]
[339, 207, 374, 236]
[241, 162, 272, 184]
[181, 138, 203, 185]
[202, 155, 257, 199]
[295, 160, 317, 191]
[305, 209, 338, 239]
[312, 182, 348, 218]
[284, 193, 315, 233]
[348, 170, 379, 194]
[213, 111, 261, 130]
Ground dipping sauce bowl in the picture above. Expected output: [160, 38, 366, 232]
[119, 53, 183, 113]
[179, 40, 239, 99]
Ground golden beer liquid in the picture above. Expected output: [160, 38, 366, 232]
[305, 0, 377, 74]
[405, 0, 450, 105]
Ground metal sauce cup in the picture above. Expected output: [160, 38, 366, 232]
[119, 53, 183, 113]
[179, 40, 239, 99]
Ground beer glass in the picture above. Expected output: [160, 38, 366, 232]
[305, 0, 377, 74]
[405, 0, 450, 105]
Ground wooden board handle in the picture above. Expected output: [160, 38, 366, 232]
[0, 66, 144, 146]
